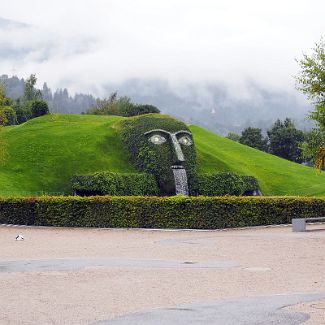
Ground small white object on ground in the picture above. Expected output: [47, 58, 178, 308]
[15, 235, 24, 241]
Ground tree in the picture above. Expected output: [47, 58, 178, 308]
[239, 127, 268, 151]
[29, 100, 49, 118]
[226, 132, 240, 142]
[23, 74, 42, 101]
[267, 118, 304, 162]
[86, 92, 160, 117]
[0, 82, 12, 107]
[296, 39, 325, 169]
[300, 128, 325, 167]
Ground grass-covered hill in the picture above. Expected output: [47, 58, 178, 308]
[0, 114, 324, 196]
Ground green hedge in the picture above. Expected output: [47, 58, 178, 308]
[1, 196, 324, 229]
[0, 197, 36, 225]
[71, 171, 258, 197]
[194, 172, 259, 196]
[71, 172, 159, 196]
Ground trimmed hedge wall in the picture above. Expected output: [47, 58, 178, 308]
[1, 196, 324, 229]
[71, 172, 159, 196]
[194, 173, 259, 196]
[0, 197, 36, 225]
[71, 171, 259, 197]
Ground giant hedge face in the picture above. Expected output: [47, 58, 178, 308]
[120, 114, 197, 195]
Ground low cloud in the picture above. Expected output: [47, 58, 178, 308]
[0, 0, 324, 104]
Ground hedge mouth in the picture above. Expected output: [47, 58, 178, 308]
[171, 165, 185, 170]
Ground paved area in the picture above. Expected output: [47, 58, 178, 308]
[0, 224, 325, 324]
[93, 294, 325, 325]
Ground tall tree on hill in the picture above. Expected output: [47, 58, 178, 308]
[23, 74, 42, 101]
[239, 127, 268, 152]
[296, 39, 325, 170]
[267, 118, 304, 162]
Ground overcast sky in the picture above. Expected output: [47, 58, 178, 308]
[1, 0, 324, 97]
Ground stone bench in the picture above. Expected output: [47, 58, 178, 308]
[292, 217, 325, 232]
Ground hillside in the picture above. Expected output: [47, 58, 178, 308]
[0, 114, 324, 196]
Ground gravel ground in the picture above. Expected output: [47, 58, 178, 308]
[0, 223, 325, 324]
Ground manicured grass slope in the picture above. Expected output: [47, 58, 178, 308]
[0, 114, 324, 196]
[191, 125, 325, 196]
[0, 114, 136, 195]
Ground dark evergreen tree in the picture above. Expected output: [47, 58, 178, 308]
[267, 118, 304, 162]
[239, 127, 268, 151]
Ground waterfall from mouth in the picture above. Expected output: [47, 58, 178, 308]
[172, 166, 189, 196]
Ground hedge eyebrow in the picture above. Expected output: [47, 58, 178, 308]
[144, 129, 192, 136]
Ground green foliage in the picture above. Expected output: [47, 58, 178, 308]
[86, 92, 160, 117]
[194, 172, 259, 196]
[267, 118, 304, 162]
[300, 128, 325, 166]
[0, 107, 17, 126]
[12, 98, 31, 124]
[29, 100, 49, 118]
[120, 114, 197, 195]
[226, 132, 240, 142]
[23, 74, 42, 101]
[1, 196, 325, 229]
[8, 74, 48, 124]
[239, 127, 268, 151]
[296, 39, 325, 128]
[0, 197, 36, 225]
[71, 172, 159, 196]
[0, 83, 12, 107]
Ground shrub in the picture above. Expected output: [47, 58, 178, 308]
[194, 172, 259, 196]
[127, 104, 160, 116]
[86, 94, 160, 117]
[1, 196, 324, 229]
[29, 100, 49, 118]
[0, 107, 17, 126]
[71, 172, 159, 196]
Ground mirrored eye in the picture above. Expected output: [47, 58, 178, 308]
[149, 134, 166, 145]
[178, 136, 192, 146]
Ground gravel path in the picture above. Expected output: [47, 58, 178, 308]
[1, 224, 325, 324]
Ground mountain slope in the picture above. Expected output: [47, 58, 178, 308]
[0, 114, 324, 196]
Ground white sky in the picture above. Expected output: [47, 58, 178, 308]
[0, 0, 324, 96]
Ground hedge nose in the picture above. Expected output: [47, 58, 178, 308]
[1, 196, 324, 229]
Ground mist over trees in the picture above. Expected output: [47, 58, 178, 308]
[0, 75, 97, 114]
[0, 74, 315, 136]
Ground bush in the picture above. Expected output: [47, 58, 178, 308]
[86, 94, 160, 117]
[29, 100, 49, 118]
[71, 172, 159, 196]
[1, 196, 324, 229]
[128, 104, 160, 116]
[0, 107, 17, 126]
[194, 172, 259, 196]
[13, 100, 32, 124]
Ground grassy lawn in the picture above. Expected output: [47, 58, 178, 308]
[0, 114, 324, 196]
[0, 114, 135, 195]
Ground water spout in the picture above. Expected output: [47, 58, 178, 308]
[172, 166, 189, 196]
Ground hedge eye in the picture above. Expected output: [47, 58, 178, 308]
[149, 134, 166, 145]
[178, 135, 192, 146]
